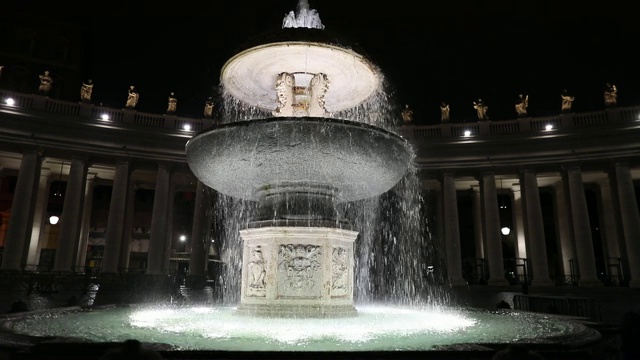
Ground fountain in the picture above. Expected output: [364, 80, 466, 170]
[185, 0, 411, 317]
[0, 1, 604, 357]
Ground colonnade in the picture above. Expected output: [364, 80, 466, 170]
[0, 152, 212, 277]
[1, 151, 640, 289]
[437, 163, 640, 288]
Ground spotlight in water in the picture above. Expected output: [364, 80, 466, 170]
[5, 97, 15, 106]
[100, 113, 110, 121]
[463, 130, 471, 137]
[183, 124, 192, 131]
[545, 124, 553, 131]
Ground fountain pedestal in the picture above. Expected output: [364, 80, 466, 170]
[237, 225, 358, 317]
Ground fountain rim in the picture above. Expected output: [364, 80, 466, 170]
[219, 40, 381, 112]
[186, 116, 408, 147]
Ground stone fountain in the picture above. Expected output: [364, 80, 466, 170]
[185, 0, 412, 317]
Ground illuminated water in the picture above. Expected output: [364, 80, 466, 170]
[8, 305, 594, 351]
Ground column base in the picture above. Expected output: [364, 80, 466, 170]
[531, 279, 555, 287]
[487, 278, 510, 286]
[627, 279, 640, 288]
[578, 278, 604, 287]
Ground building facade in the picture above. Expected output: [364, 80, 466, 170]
[0, 88, 639, 289]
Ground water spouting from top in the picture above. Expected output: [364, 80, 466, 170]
[282, 0, 325, 29]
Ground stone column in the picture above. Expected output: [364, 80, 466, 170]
[163, 177, 176, 272]
[472, 185, 484, 259]
[511, 182, 526, 259]
[564, 165, 602, 286]
[1, 151, 42, 271]
[147, 163, 172, 275]
[54, 157, 88, 272]
[611, 162, 640, 287]
[442, 171, 466, 286]
[102, 161, 131, 273]
[189, 181, 212, 276]
[480, 171, 508, 285]
[597, 177, 621, 261]
[76, 173, 96, 269]
[26, 168, 52, 266]
[118, 179, 136, 271]
[554, 179, 574, 278]
[520, 168, 553, 286]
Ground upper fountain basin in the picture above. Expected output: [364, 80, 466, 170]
[221, 28, 380, 113]
[185, 117, 411, 202]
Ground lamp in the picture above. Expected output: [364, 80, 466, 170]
[49, 161, 64, 225]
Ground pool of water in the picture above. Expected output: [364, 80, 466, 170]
[2, 305, 599, 352]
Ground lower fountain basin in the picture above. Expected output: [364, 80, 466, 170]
[1, 305, 601, 353]
[185, 117, 412, 203]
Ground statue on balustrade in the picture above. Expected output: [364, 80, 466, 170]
[515, 94, 529, 117]
[167, 92, 177, 113]
[473, 98, 489, 120]
[204, 97, 214, 118]
[125, 85, 139, 109]
[80, 79, 93, 102]
[561, 89, 574, 113]
[604, 83, 617, 107]
[440, 101, 450, 122]
[38, 70, 53, 95]
[401, 104, 414, 124]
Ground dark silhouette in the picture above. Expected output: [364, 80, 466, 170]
[492, 344, 545, 359]
[621, 310, 640, 360]
[8, 300, 28, 313]
[496, 300, 511, 309]
[99, 339, 164, 360]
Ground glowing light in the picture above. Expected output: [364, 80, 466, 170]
[5, 97, 15, 106]
[463, 130, 471, 137]
[100, 113, 110, 121]
[49, 215, 60, 225]
[501, 226, 511, 235]
[179, 235, 187, 242]
[183, 124, 192, 131]
[545, 124, 553, 131]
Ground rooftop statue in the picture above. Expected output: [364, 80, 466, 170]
[80, 79, 93, 102]
[604, 83, 617, 107]
[515, 94, 529, 117]
[38, 70, 53, 95]
[125, 85, 139, 109]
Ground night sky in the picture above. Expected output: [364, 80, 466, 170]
[6, 0, 640, 124]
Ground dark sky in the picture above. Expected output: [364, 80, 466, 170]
[8, 0, 640, 124]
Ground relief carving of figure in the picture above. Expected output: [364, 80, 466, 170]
[331, 247, 349, 293]
[272, 72, 295, 117]
[247, 245, 266, 296]
[125, 85, 139, 108]
[561, 89, 574, 113]
[308, 73, 330, 117]
[440, 102, 450, 123]
[515, 94, 529, 117]
[473, 98, 489, 120]
[38, 70, 53, 94]
[80, 79, 93, 102]
[604, 83, 617, 107]
[167, 92, 177, 113]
